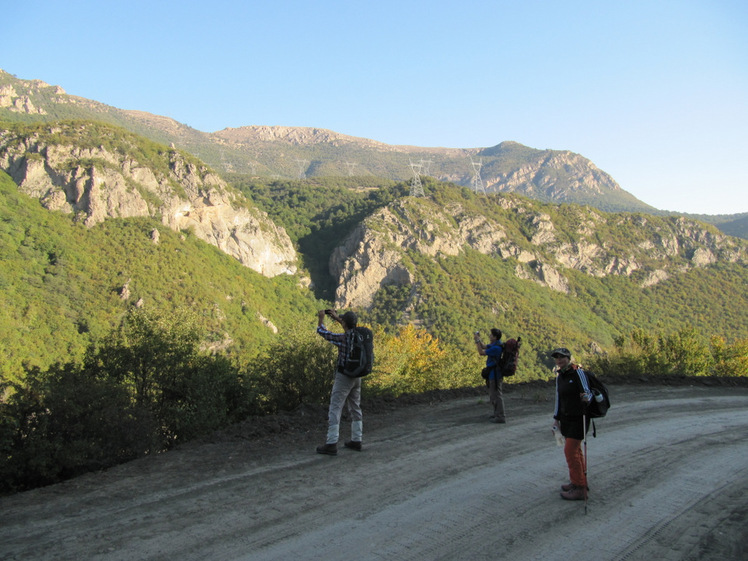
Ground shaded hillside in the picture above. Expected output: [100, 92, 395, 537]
[685, 212, 748, 240]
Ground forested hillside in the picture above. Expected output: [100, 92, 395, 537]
[2, 137, 747, 385]
[229, 175, 748, 380]
[0, 169, 320, 383]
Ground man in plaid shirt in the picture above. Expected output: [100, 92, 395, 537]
[316, 309, 363, 455]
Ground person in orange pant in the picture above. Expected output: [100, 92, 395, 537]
[551, 347, 593, 500]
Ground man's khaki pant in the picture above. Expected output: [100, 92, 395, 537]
[326, 371, 363, 444]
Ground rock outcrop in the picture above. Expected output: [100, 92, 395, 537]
[331, 196, 747, 308]
[0, 124, 297, 277]
[487, 150, 622, 199]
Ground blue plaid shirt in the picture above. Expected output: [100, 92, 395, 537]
[317, 324, 353, 371]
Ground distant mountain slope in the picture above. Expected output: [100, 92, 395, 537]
[681, 212, 748, 240]
[1, 69, 656, 215]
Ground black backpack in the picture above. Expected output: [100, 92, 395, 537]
[497, 337, 521, 377]
[584, 371, 611, 419]
[342, 327, 374, 378]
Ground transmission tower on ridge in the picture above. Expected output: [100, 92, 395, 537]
[470, 157, 486, 195]
[295, 159, 309, 180]
[420, 159, 433, 177]
[409, 160, 424, 197]
[220, 150, 234, 172]
[344, 162, 357, 177]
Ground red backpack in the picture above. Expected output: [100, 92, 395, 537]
[498, 337, 521, 376]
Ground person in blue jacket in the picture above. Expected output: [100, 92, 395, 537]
[474, 328, 506, 423]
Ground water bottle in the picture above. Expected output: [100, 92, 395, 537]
[552, 425, 564, 447]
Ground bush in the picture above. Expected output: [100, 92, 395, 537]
[156, 353, 251, 443]
[244, 328, 336, 414]
[586, 328, 748, 378]
[0, 364, 158, 493]
[710, 336, 748, 377]
[84, 308, 249, 447]
[0, 307, 252, 493]
[367, 325, 479, 396]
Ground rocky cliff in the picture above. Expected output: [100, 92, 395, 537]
[486, 146, 621, 198]
[330, 195, 747, 308]
[0, 123, 297, 277]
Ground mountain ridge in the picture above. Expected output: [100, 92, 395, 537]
[1, 123, 747, 382]
[0, 69, 678, 217]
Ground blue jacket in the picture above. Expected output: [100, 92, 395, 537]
[484, 341, 504, 380]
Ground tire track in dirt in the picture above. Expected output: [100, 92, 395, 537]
[1, 386, 747, 561]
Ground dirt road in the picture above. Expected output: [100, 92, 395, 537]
[2, 382, 747, 561]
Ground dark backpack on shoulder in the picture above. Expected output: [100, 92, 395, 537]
[342, 327, 374, 378]
[497, 337, 522, 377]
[584, 371, 611, 419]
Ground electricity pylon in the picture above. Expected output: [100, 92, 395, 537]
[470, 157, 486, 194]
[295, 159, 309, 180]
[409, 160, 424, 197]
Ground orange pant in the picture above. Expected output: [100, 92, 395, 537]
[564, 437, 587, 487]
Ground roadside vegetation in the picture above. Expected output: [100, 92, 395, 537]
[1, 306, 745, 495]
[1, 135, 747, 495]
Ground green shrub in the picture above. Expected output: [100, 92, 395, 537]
[244, 328, 336, 414]
[710, 336, 748, 377]
[84, 307, 249, 446]
[0, 364, 157, 493]
[0, 307, 253, 493]
[586, 328, 747, 378]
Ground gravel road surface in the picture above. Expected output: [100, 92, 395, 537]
[2, 382, 747, 561]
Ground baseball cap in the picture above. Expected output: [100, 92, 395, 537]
[551, 347, 571, 358]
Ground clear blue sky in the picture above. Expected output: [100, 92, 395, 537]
[3, 0, 747, 215]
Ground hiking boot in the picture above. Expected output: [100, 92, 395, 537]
[490, 417, 506, 424]
[344, 440, 362, 451]
[560, 486, 587, 501]
[316, 443, 338, 456]
[561, 483, 590, 492]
